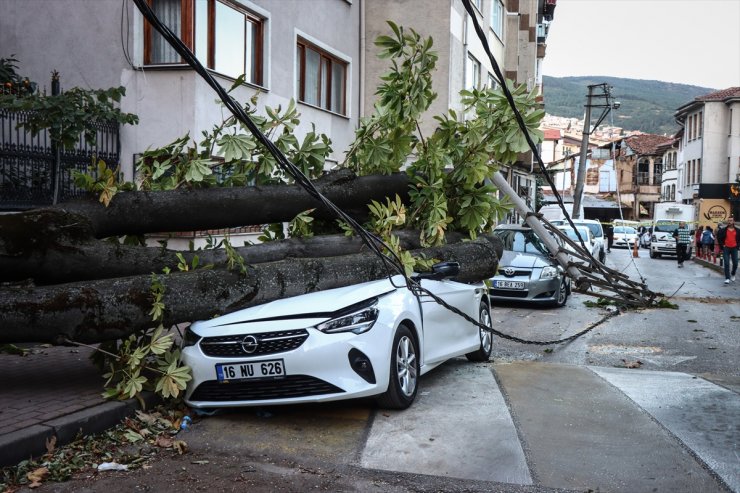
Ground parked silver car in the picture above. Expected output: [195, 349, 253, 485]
[489, 224, 571, 308]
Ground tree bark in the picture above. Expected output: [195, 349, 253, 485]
[1, 213, 501, 285]
[0, 239, 500, 345]
[45, 168, 410, 238]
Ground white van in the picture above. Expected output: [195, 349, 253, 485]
[538, 203, 584, 222]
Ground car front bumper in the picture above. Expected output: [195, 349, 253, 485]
[182, 321, 397, 408]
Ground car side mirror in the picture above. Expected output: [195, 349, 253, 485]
[415, 261, 460, 281]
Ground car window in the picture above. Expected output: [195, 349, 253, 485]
[654, 221, 679, 233]
[584, 223, 602, 238]
[615, 226, 637, 234]
[493, 229, 550, 256]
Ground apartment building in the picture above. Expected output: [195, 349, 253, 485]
[0, 0, 362, 184]
[1, 0, 556, 217]
[674, 87, 740, 222]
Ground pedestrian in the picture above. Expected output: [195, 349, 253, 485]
[716, 217, 739, 284]
[700, 225, 715, 258]
[672, 221, 692, 267]
[606, 223, 614, 252]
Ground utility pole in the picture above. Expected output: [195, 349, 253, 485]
[571, 83, 619, 219]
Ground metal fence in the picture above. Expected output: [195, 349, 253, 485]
[0, 82, 120, 210]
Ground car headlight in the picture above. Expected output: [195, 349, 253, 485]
[540, 265, 559, 280]
[181, 325, 201, 348]
[315, 298, 379, 335]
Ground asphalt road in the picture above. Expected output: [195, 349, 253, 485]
[168, 247, 739, 492]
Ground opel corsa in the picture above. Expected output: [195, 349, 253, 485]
[181, 262, 492, 410]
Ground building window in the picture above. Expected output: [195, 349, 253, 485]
[637, 158, 650, 185]
[466, 54, 481, 91]
[654, 159, 663, 185]
[296, 39, 347, 115]
[491, 0, 504, 38]
[473, 0, 482, 11]
[144, 0, 264, 85]
[698, 111, 703, 138]
[487, 73, 498, 89]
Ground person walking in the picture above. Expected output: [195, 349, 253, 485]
[606, 224, 614, 253]
[700, 225, 715, 258]
[673, 221, 692, 267]
[717, 217, 739, 284]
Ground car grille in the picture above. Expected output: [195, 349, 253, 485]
[199, 329, 309, 357]
[500, 268, 531, 277]
[189, 375, 344, 402]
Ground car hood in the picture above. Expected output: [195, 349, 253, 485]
[498, 250, 552, 269]
[193, 276, 401, 329]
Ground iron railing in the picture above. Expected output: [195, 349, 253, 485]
[0, 79, 120, 210]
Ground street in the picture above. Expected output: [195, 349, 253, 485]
[20, 247, 740, 493]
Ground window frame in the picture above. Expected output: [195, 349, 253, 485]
[296, 38, 348, 116]
[490, 0, 504, 39]
[143, 0, 264, 86]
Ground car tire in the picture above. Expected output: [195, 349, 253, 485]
[598, 248, 606, 263]
[376, 324, 419, 410]
[649, 250, 658, 259]
[551, 278, 569, 308]
[466, 301, 493, 362]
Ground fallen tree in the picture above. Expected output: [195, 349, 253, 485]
[0, 238, 501, 345]
[0, 22, 542, 400]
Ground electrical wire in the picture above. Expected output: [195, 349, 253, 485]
[130, 0, 644, 344]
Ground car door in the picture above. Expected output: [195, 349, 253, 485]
[417, 278, 481, 365]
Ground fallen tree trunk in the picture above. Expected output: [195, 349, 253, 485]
[40, 168, 410, 238]
[0, 239, 500, 345]
[1, 211, 499, 285]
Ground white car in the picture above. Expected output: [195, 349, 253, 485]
[551, 219, 606, 262]
[613, 226, 639, 248]
[556, 225, 599, 261]
[181, 262, 492, 410]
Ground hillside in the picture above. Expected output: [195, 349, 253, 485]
[542, 76, 714, 136]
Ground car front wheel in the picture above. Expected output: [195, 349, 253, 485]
[551, 278, 569, 308]
[599, 248, 606, 263]
[377, 324, 419, 409]
[466, 301, 493, 362]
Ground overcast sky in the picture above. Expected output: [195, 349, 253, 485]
[542, 0, 740, 90]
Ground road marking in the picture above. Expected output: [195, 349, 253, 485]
[361, 360, 532, 484]
[592, 367, 740, 492]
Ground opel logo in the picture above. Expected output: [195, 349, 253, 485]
[504, 267, 516, 276]
[241, 335, 259, 354]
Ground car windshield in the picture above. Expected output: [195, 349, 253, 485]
[559, 227, 590, 243]
[654, 221, 679, 233]
[493, 229, 550, 256]
[614, 226, 637, 234]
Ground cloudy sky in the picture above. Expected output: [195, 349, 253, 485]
[543, 0, 740, 90]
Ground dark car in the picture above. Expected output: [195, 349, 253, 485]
[489, 224, 571, 308]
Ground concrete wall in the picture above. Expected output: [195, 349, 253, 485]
[702, 101, 729, 183]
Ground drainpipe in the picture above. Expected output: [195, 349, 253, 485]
[359, 0, 365, 118]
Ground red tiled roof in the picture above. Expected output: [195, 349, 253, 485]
[625, 134, 674, 155]
[543, 128, 561, 140]
[696, 87, 740, 101]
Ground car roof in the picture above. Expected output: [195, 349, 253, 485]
[493, 224, 531, 230]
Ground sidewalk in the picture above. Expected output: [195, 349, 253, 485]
[0, 344, 150, 467]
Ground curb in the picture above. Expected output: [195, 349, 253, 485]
[0, 393, 158, 468]
[692, 256, 723, 274]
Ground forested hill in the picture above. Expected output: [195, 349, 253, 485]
[542, 76, 714, 136]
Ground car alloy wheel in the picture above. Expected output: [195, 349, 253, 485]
[552, 278, 569, 308]
[377, 324, 419, 409]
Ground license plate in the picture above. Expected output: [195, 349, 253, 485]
[494, 280, 525, 289]
[216, 359, 286, 382]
